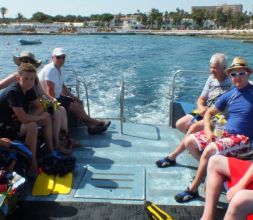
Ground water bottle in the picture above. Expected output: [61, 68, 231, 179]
[214, 115, 226, 138]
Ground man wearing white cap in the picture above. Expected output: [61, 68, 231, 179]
[38, 48, 110, 134]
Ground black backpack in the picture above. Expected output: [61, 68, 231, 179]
[41, 151, 76, 176]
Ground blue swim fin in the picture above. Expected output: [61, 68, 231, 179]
[10, 141, 32, 158]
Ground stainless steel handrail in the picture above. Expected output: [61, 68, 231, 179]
[169, 69, 207, 127]
[70, 69, 207, 130]
[120, 80, 125, 134]
[75, 79, 90, 116]
[170, 70, 181, 106]
[73, 70, 124, 128]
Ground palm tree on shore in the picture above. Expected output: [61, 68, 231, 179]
[147, 8, 163, 29]
[163, 11, 169, 29]
[0, 7, 7, 23]
[17, 12, 24, 26]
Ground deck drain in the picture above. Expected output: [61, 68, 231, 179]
[74, 166, 145, 200]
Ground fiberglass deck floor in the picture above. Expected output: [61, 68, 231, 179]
[17, 120, 227, 219]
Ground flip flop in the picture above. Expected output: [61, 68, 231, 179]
[155, 157, 176, 168]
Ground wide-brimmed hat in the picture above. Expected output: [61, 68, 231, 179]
[225, 56, 252, 75]
[13, 51, 42, 68]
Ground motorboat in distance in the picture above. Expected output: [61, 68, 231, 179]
[19, 39, 42, 45]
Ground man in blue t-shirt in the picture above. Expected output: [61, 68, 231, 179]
[0, 63, 54, 174]
[175, 56, 253, 203]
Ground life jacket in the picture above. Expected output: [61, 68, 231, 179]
[0, 171, 25, 218]
[0, 150, 16, 170]
[0, 141, 32, 178]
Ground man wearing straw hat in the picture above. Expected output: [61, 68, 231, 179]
[175, 56, 253, 203]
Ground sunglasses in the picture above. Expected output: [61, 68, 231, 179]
[20, 58, 36, 64]
[55, 55, 65, 59]
[230, 71, 247, 77]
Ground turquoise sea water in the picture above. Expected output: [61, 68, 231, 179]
[1, 35, 253, 124]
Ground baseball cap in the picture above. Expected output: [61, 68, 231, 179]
[52, 48, 66, 56]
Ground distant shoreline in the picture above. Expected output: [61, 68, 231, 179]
[1, 29, 253, 41]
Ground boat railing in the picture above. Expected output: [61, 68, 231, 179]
[66, 70, 91, 116]
[68, 69, 207, 132]
[120, 80, 125, 134]
[73, 77, 125, 133]
[169, 69, 207, 127]
[76, 79, 90, 116]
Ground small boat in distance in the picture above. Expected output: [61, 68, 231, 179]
[241, 40, 253, 43]
[19, 39, 42, 45]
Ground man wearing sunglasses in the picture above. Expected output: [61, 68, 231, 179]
[38, 48, 110, 134]
[175, 56, 253, 203]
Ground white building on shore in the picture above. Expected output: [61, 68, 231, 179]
[0, 22, 79, 34]
[121, 16, 145, 30]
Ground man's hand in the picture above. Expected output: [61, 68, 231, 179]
[198, 106, 208, 117]
[39, 112, 50, 120]
[51, 97, 58, 103]
[11, 114, 19, 121]
[204, 106, 220, 143]
[206, 130, 215, 143]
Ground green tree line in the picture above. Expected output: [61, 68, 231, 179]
[1, 6, 253, 29]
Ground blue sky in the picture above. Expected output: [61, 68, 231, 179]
[1, 0, 252, 18]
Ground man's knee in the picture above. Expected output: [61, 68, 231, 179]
[25, 122, 38, 134]
[175, 118, 183, 130]
[229, 190, 249, 213]
[176, 117, 191, 132]
[41, 114, 52, 125]
[207, 155, 223, 170]
[184, 134, 196, 149]
[58, 106, 67, 115]
[202, 144, 217, 159]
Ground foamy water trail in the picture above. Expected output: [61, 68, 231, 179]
[1, 35, 253, 125]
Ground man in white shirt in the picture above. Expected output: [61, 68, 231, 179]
[38, 48, 110, 134]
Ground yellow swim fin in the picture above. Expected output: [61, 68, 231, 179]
[51, 172, 73, 195]
[145, 201, 173, 220]
[32, 172, 55, 196]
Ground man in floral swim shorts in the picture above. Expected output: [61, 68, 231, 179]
[175, 56, 253, 203]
